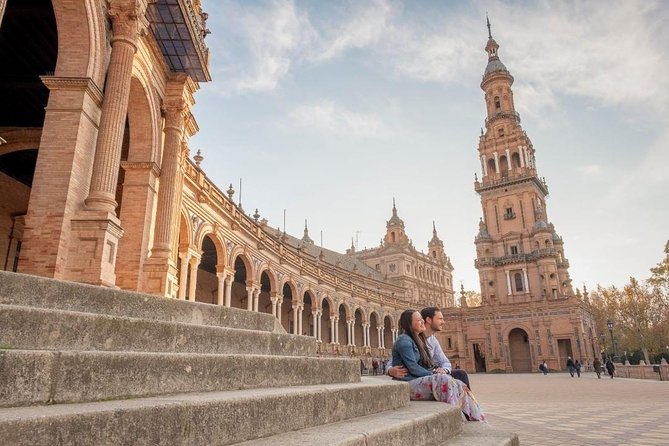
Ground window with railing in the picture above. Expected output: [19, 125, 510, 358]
[504, 207, 516, 220]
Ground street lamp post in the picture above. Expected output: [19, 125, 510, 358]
[607, 319, 617, 361]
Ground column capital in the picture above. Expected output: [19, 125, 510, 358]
[108, 0, 150, 45]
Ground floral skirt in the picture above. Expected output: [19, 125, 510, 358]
[408, 374, 485, 421]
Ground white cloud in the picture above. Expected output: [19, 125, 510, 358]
[576, 164, 603, 176]
[284, 100, 392, 138]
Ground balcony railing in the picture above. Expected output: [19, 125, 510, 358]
[475, 248, 567, 268]
[484, 110, 520, 127]
[475, 169, 549, 195]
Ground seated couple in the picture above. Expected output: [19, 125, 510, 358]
[390, 308, 485, 421]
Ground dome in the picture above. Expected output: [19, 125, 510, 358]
[533, 220, 549, 230]
[484, 58, 508, 76]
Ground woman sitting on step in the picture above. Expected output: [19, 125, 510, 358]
[391, 309, 485, 421]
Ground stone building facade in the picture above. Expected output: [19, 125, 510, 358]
[0, 2, 596, 371]
[436, 22, 598, 373]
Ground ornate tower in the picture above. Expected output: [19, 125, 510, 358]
[384, 199, 410, 247]
[428, 221, 446, 261]
[474, 19, 573, 305]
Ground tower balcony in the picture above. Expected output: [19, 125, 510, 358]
[475, 168, 549, 195]
[484, 110, 520, 127]
[148, 0, 211, 82]
[474, 248, 566, 268]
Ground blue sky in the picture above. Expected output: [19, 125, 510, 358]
[191, 0, 669, 293]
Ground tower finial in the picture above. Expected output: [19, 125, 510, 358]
[486, 13, 492, 39]
[304, 219, 308, 230]
[432, 220, 437, 235]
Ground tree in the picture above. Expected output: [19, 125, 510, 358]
[649, 240, 669, 309]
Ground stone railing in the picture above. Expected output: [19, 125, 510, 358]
[615, 360, 669, 381]
[475, 248, 563, 268]
[475, 169, 548, 195]
[484, 110, 521, 127]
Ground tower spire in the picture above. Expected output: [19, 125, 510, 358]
[302, 219, 313, 244]
[486, 13, 492, 39]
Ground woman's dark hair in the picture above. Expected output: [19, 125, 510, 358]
[398, 309, 432, 368]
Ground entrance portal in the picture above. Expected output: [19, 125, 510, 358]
[508, 328, 531, 372]
[473, 343, 487, 373]
[557, 339, 573, 371]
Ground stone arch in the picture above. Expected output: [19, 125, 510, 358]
[508, 327, 532, 372]
[193, 233, 223, 304]
[257, 268, 276, 315]
[487, 158, 496, 174]
[302, 289, 316, 337]
[338, 303, 350, 345]
[279, 279, 297, 333]
[114, 74, 164, 290]
[51, 0, 108, 86]
[383, 314, 394, 348]
[369, 311, 380, 348]
[499, 155, 509, 173]
[320, 296, 334, 343]
[354, 307, 364, 347]
[511, 152, 522, 169]
[229, 252, 253, 310]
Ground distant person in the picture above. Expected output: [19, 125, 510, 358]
[390, 309, 485, 421]
[372, 358, 379, 376]
[575, 360, 582, 378]
[593, 357, 602, 379]
[539, 360, 548, 375]
[566, 356, 576, 377]
[606, 358, 615, 379]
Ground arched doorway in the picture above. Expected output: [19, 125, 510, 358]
[369, 312, 379, 348]
[280, 282, 295, 334]
[321, 299, 332, 343]
[258, 271, 273, 314]
[508, 328, 532, 372]
[195, 234, 218, 304]
[338, 304, 348, 345]
[383, 316, 393, 348]
[303, 291, 314, 337]
[354, 309, 364, 347]
[231, 255, 250, 309]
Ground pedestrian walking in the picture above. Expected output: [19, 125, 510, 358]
[575, 360, 582, 378]
[566, 356, 575, 377]
[539, 360, 548, 375]
[372, 358, 379, 376]
[605, 357, 615, 379]
[593, 357, 602, 379]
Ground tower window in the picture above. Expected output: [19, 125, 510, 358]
[494, 96, 501, 109]
[510, 246, 519, 255]
[375, 264, 380, 271]
[514, 272, 524, 292]
[504, 207, 515, 220]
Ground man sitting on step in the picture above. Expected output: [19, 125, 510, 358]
[387, 307, 471, 390]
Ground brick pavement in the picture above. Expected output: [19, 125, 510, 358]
[473, 371, 669, 446]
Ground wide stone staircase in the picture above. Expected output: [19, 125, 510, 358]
[0, 271, 518, 445]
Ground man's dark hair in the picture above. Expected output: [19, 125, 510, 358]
[421, 306, 441, 322]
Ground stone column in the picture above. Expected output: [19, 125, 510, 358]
[349, 320, 355, 346]
[312, 311, 318, 339]
[505, 148, 511, 170]
[224, 273, 233, 307]
[270, 294, 279, 318]
[216, 273, 225, 305]
[377, 326, 382, 348]
[364, 324, 370, 347]
[329, 316, 336, 344]
[252, 289, 259, 312]
[85, 0, 149, 213]
[334, 317, 339, 344]
[494, 152, 500, 174]
[246, 287, 254, 311]
[481, 155, 488, 176]
[297, 307, 303, 335]
[277, 297, 283, 324]
[380, 327, 385, 348]
[187, 255, 199, 301]
[505, 270, 512, 295]
[518, 145, 526, 167]
[177, 251, 190, 300]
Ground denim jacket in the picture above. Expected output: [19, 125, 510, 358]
[391, 334, 432, 381]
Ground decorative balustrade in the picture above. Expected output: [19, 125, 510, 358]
[475, 248, 566, 268]
[475, 169, 548, 195]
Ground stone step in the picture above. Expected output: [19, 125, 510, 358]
[0, 304, 316, 357]
[236, 401, 464, 446]
[0, 379, 409, 446]
[0, 349, 360, 407]
[0, 271, 279, 333]
[446, 422, 520, 446]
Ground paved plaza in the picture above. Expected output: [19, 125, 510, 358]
[474, 372, 669, 445]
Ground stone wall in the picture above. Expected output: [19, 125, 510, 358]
[615, 360, 669, 381]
